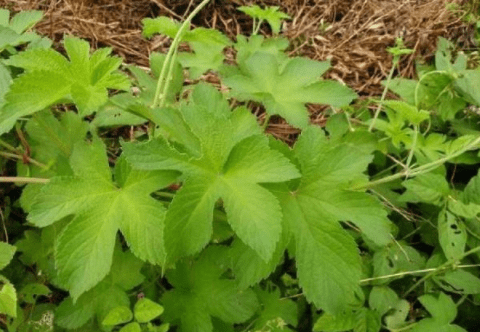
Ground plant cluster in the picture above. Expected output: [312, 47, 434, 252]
[1, 2, 480, 331]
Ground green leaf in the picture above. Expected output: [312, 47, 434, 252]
[178, 41, 225, 79]
[177, 29, 231, 79]
[0, 277, 16, 317]
[219, 179, 282, 261]
[447, 199, 480, 219]
[385, 78, 417, 105]
[382, 100, 430, 125]
[0, 36, 129, 133]
[454, 70, 480, 106]
[267, 127, 393, 313]
[353, 308, 381, 332]
[134, 298, 164, 323]
[438, 209, 466, 261]
[295, 127, 393, 245]
[279, 188, 362, 313]
[254, 287, 297, 331]
[313, 311, 356, 331]
[228, 236, 285, 289]
[437, 94, 466, 121]
[142, 17, 230, 79]
[421, 292, 457, 323]
[234, 34, 289, 65]
[463, 170, 480, 205]
[14, 224, 66, 288]
[19, 283, 51, 304]
[92, 94, 147, 127]
[384, 300, 410, 330]
[162, 176, 220, 262]
[123, 83, 299, 264]
[399, 173, 450, 206]
[142, 16, 181, 38]
[120, 322, 142, 332]
[102, 306, 133, 325]
[0, 241, 16, 270]
[28, 140, 178, 299]
[0, 71, 71, 134]
[0, 62, 12, 106]
[238, 5, 291, 34]
[373, 242, 425, 283]
[0, 9, 42, 50]
[368, 286, 399, 316]
[162, 247, 258, 332]
[7, 10, 43, 34]
[411, 321, 467, 332]
[435, 269, 480, 294]
[17, 110, 89, 184]
[55, 247, 144, 329]
[126, 52, 183, 108]
[222, 53, 356, 129]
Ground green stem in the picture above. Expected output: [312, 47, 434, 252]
[351, 135, 480, 190]
[0, 151, 48, 169]
[368, 57, 398, 132]
[155, 191, 176, 199]
[253, 19, 264, 35]
[153, 0, 211, 109]
[0, 176, 50, 184]
[0, 139, 16, 152]
[456, 294, 468, 307]
[159, 47, 179, 109]
[403, 245, 480, 297]
[405, 124, 418, 171]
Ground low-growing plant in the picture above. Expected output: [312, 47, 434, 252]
[1, 1, 480, 331]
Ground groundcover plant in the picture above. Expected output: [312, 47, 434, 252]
[1, 1, 480, 331]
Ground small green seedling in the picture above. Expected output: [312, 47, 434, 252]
[238, 5, 291, 35]
[102, 297, 168, 332]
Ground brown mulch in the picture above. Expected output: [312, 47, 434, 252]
[1, 0, 478, 140]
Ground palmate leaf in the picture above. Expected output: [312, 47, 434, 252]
[28, 138, 179, 299]
[238, 5, 291, 34]
[270, 126, 393, 313]
[142, 17, 231, 79]
[161, 247, 258, 332]
[410, 293, 467, 332]
[222, 52, 357, 128]
[122, 83, 300, 264]
[0, 36, 130, 134]
[0, 9, 43, 51]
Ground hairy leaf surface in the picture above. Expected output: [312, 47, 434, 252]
[123, 83, 300, 264]
[222, 53, 357, 128]
[28, 138, 179, 299]
[0, 37, 129, 133]
[271, 126, 393, 313]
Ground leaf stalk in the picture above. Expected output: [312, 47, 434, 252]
[153, 0, 212, 109]
[0, 176, 50, 184]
